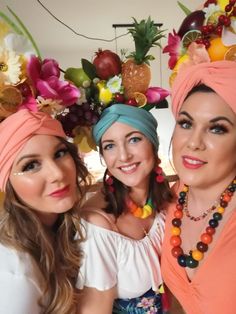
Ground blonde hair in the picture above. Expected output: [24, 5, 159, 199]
[0, 139, 91, 314]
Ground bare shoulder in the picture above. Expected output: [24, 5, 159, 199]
[81, 193, 114, 231]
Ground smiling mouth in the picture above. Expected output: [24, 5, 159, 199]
[119, 163, 138, 172]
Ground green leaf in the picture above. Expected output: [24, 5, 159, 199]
[81, 58, 97, 80]
[177, 1, 192, 15]
[0, 11, 23, 34]
[7, 6, 42, 59]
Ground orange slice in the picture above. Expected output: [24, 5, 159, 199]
[0, 86, 22, 117]
[133, 92, 147, 107]
[224, 45, 236, 61]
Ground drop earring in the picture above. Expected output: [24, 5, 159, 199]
[105, 170, 115, 192]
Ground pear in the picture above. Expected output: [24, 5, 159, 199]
[64, 67, 91, 87]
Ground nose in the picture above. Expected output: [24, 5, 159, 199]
[46, 160, 65, 182]
[118, 144, 132, 162]
[187, 129, 205, 151]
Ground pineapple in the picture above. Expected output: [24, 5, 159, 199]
[122, 17, 165, 99]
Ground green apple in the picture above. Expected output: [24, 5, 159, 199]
[64, 67, 91, 87]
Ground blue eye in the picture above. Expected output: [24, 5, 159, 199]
[210, 124, 228, 134]
[129, 136, 141, 144]
[103, 143, 114, 151]
[55, 147, 69, 159]
[177, 119, 192, 129]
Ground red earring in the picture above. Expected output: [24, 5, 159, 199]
[155, 165, 165, 183]
[105, 170, 115, 192]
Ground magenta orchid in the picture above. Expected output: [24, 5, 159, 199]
[145, 87, 170, 104]
[163, 30, 182, 69]
[27, 56, 80, 107]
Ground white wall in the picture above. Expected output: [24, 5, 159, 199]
[0, 0, 202, 159]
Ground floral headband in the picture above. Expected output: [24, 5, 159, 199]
[0, 8, 79, 124]
[163, 0, 236, 85]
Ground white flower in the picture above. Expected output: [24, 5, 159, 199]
[37, 96, 63, 114]
[77, 87, 87, 105]
[4, 33, 35, 56]
[0, 47, 21, 85]
[107, 75, 122, 93]
[203, 4, 221, 25]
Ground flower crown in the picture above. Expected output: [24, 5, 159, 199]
[163, 0, 236, 85]
[0, 8, 79, 120]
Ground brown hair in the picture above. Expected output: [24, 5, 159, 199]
[100, 143, 173, 218]
[0, 138, 91, 314]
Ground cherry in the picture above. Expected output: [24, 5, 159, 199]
[114, 93, 125, 103]
[225, 4, 233, 12]
[125, 98, 137, 106]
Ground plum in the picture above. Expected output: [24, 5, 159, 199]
[177, 10, 205, 38]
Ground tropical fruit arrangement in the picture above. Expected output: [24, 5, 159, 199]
[0, 8, 169, 152]
[58, 17, 169, 152]
[163, 0, 236, 85]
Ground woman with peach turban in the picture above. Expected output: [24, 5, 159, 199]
[161, 60, 236, 314]
[0, 109, 90, 314]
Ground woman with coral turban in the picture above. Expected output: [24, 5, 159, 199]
[0, 109, 90, 314]
[161, 60, 236, 314]
[76, 104, 173, 314]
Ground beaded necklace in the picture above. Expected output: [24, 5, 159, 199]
[126, 197, 153, 219]
[170, 176, 236, 269]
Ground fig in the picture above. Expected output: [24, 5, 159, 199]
[177, 10, 205, 38]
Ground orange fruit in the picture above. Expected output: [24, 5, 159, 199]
[133, 92, 147, 107]
[207, 38, 231, 61]
[224, 45, 236, 61]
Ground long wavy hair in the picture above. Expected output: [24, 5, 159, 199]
[0, 138, 91, 314]
[100, 143, 173, 218]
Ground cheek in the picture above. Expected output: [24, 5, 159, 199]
[11, 177, 42, 201]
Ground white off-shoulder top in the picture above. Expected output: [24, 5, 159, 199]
[77, 211, 165, 299]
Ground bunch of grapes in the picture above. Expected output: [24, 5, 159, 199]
[57, 102, 101, 137]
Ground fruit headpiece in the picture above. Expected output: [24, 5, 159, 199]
[0, 8, 79, 123]
[57, 17, 169, 152]
[163, 0, 236, 85]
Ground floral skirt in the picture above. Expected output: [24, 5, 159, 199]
[112, 288, 163, 314]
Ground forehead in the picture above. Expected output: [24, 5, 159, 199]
[102, 122, 140, 140]
[181, 92, 236, 122]
[15, 135, 61, 159]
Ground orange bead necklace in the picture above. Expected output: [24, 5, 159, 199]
[170, 177, 236, 268]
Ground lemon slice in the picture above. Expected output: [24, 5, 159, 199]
[224, 45, 236, 61]
[182, 30, 202, 48]
[133, 92, 147, 107]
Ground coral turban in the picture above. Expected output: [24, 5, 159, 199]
[0, 109, 66, 192]
[93, 104, 159, 151]
[171, 60, 236, 118]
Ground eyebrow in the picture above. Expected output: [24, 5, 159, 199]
[101, 131, 143, 144]
[178, 111, 234, 126]
[15, 141, 65, 166]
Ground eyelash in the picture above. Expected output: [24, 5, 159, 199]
[103, 136, 142, 151]
[177, 119, 229, 135]
[21, 147, 69, 172]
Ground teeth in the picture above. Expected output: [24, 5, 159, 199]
[185, 158, 203, 165]
[120, 164, 137, 171]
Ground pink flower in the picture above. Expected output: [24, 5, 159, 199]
[27, 56, 80, 106]
[19, 96, 38, 111]
[163, 30, 182, 69]
[145, 87, 169, 104]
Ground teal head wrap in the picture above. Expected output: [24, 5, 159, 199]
[92, 104, 159, 151]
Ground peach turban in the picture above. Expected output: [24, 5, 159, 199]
[0, 109, 66, 192]
[171, 60, 236, 118]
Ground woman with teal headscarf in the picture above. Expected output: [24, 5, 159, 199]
[77, 104, 173, 314]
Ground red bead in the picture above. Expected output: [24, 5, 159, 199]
[170, 235, 182, 247]
[223, 194, 231, 202]
[171, 246, 183, 258]
[176, 204, 183, 210]
[201, 233, 212, 244]
[174, 210, 183, 219]
[206, 226, 215, 235]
